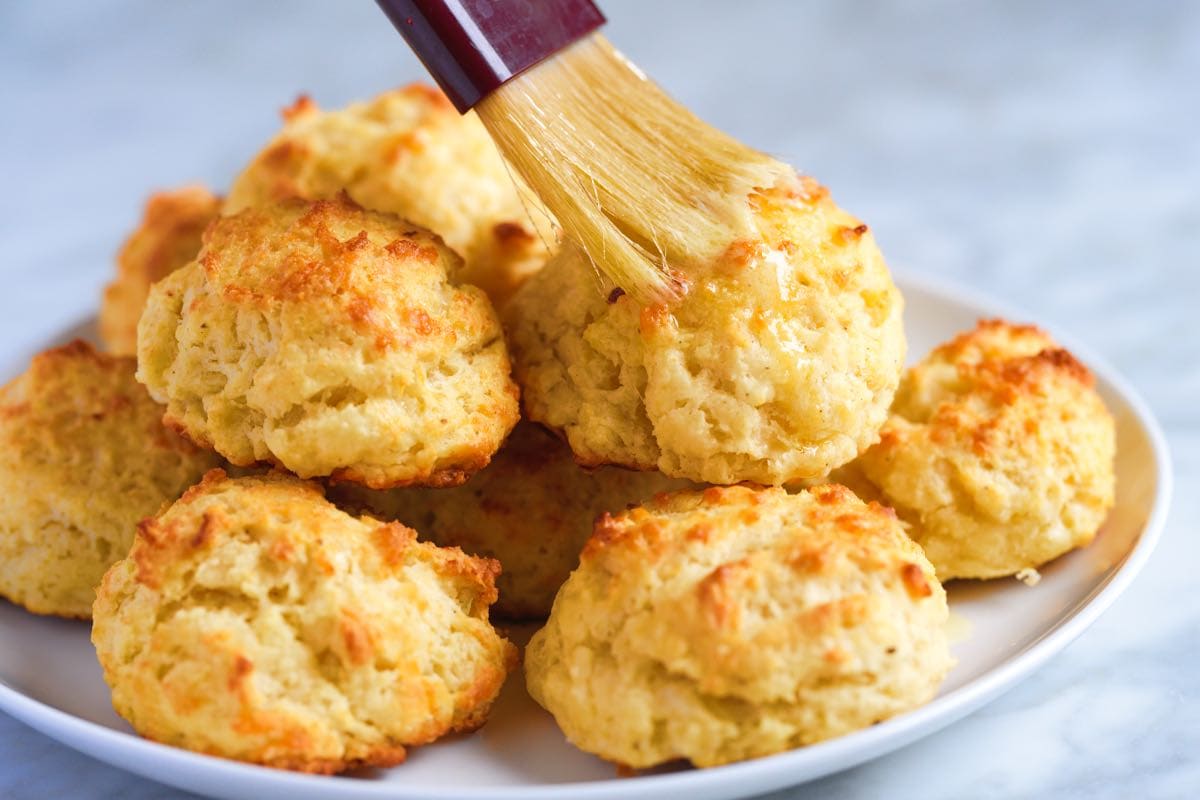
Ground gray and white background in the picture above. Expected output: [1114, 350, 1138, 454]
[1, 1, 1196, 797]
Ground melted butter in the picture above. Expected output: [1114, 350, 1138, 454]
[764, 247, 799, 302]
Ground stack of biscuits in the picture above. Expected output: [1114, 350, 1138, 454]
[0, 84, 1116, 773]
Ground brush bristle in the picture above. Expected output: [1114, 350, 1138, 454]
[477, 35, 791, 303]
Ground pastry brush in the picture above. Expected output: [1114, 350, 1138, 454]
[376, 0, 791, 302]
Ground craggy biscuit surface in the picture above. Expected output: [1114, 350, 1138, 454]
[856, 319, 1116, 579]
[525, 484, 952, 768]
[507, 175, 904, 485]
[92, 470, 517, 773]
[226, 85, 554, 306]
[100, 186, 222, 356]
[334, 422, 693, 620]
[0, 341, 220, 617]
[137, 195, 519, 488]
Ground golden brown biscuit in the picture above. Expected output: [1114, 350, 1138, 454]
[137, 195, 520, 488]
[92, 470, 517, 773]
[525, 484, 952, 768]
[855, 319, 1116, 580]
[226, 86, 554, 306]
[334, 422, 694, 620]
[99, 186, 221, 356]
[507, 175, 905, 485]
[0, 340, 221, 617]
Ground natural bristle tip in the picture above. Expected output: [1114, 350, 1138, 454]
[477, 35, 791, 303]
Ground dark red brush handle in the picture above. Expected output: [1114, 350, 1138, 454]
[376, 0, 606, 112]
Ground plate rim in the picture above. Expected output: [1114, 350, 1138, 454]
[0, 269, 1174, 800]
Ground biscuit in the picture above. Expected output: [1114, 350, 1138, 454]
[0, 341, 221, 617]
[524, 484, 952, 768]
[506, 175, 905, 485]
[855, 319, 1116, 580]
[334, 422, 693, 620]
[226, 85, 554, 306]
[92, 470, 517, 773]
[136, 195, 520, 488]
[99, 186, 221, 356]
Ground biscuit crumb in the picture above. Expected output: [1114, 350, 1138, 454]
[1015, 567, 1042, 586]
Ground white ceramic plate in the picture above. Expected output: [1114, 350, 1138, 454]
[0, 272, 1171, 800]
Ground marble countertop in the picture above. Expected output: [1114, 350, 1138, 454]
[1, 1, 1196, 797]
